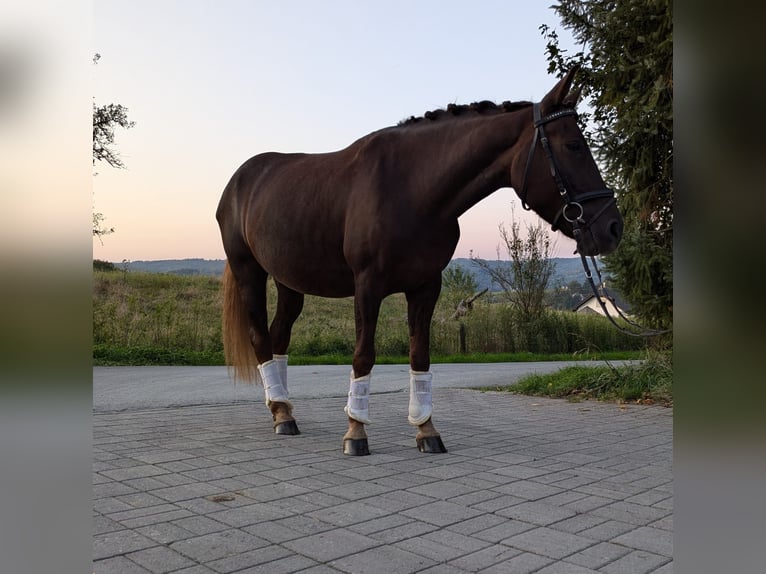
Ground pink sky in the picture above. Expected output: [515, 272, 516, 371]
[92, 1, 581, 263]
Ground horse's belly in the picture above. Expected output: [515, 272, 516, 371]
[257, 248, 355, 297]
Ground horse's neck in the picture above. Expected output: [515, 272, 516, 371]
[403, 111, 530, 219]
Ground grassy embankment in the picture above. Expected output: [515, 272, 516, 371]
[93, 269, 669, 403]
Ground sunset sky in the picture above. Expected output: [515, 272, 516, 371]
[92, 1, 584, 262]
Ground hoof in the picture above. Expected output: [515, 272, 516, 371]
[274, 420, 301, 435]
[417, 436, 447, 453]
[343, 438, 370, 456]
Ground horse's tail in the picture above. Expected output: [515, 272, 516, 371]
[221, 260, 259, 383]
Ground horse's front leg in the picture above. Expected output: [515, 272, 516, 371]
[343, 282, 383, 456]
[406, 276, 447, 453]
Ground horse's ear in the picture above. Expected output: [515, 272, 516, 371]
[563, 84, 583, 108]
[541, 65, 580, 111]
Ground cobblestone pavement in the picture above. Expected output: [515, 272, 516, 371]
[93, 385, 672, 573]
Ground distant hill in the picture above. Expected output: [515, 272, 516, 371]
[118, 258, 226, 276]
[117, 257, 599, 291]
[446, 257, 589, 291]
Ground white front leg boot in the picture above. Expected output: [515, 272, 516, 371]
[344, 372, 372, 424]
[258, 358, 292, 409]
[274, 354, 288, 394]
[408, 370, 433, 426]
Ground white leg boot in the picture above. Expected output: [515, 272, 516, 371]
[274, 354, 288, 394]
[408, 370, 433, 426]
[344, 372, 372, 424]
[258, 358, 292, 409]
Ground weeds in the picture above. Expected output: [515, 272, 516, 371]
[502, 349, 672, 405]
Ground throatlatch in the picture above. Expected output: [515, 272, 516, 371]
[258, 357, 292, 409]
[344, 372, 371, 424]
[408, 370, 433, 426]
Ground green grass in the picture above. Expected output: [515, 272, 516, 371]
[480, 350, 672, 405]
[93, 269, 649, 366]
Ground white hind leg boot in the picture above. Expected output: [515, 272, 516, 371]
[344, 372, 372, 424]
[258, 359, 292, 409]
[408, 370, 433, 426]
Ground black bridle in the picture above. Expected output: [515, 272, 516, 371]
[519, 102, 615, 241]
[519, 102, 670, 337]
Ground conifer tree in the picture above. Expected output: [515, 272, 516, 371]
[542, 0, 673, 331]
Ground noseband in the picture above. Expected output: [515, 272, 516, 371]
[519, 103, 615, 241]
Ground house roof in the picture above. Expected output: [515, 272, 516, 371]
[572, 293, 632, 314]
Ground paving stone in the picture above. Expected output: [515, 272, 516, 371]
[444, 513, 507, 536]
[94, 515, 124, 536]
[233, 554, 322, 573]
[94, 497, 135, 515]
[93, 482, 140, 499]
[93, 556, 152, 573]
[349, 513, 414, 536]
[612, 525, 673, 557]
[159, 564, 217, 573]
[307, 500, 390, 527]
[496, 500, 577, 526]
[207, 501, 286, 527]
[395, 528, 491, 562]
[93, 386, 672, 574]
[400, 500, 483, 527]
[447, 544, 522, 571]
[368, 519, 440, 544]
[169, 529, 269, 562]
[135, 522, 196, 544]
[363, 490, 436, 512]
[101, 465, 169, 482]
[591, 500, 670, 526]
[492, 480, 565, 501]
[548, 513, 608, 534]
[578, 519, 636, 540]
[331, 544, 437, 574]
[501, 526, 594, 560]
[204, 545, 292, 573]
[93, 530, 157, 560]
[126, 546, 196, 573]
[563, 541, 631, 569]
[600, 550, 671, 574]
[282, 528, 380, 562]
[535, 561, 601, 573]
[472, 519, 536, 544]
[478, 551, 553, 574]
[108, 504, 186, 523]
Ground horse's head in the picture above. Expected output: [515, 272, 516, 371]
[513, 67, 623, 256]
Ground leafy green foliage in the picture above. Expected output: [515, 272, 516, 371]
[441, 263, 479, 311]
[542, 0, 673, 331]
[472, 219, 556, 323]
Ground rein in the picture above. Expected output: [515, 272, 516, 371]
[579, 254, 672, 337]
[519, 102, 670, 337]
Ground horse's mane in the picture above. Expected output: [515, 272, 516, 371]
[398, 100, 532, 127]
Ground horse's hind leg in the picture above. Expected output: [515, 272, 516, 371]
[406, 276, 447, 453]
[267, 282, 305, 435]
[226, 256, 298, 435]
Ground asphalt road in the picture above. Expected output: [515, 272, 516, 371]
[93, 360, 637, 412]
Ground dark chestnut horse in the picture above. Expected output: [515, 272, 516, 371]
[216, 67, 622, 455]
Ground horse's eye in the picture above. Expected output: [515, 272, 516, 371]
[565, 140, 583, 152]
